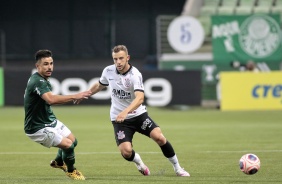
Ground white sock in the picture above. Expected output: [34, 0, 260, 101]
[133, 153, 144, 166]
[168, 155, 181, 171]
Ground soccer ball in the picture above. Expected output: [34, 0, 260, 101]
[239, 153, 260, 175]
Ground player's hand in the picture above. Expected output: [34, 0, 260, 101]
[79, 90, 92, 99]
[73, 90, 92, 104]
[115, 111, 127, 123]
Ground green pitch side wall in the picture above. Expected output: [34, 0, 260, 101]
[0, 67, 3, 106]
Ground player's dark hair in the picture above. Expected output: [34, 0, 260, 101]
[112, 45, 128, 55]
[35, 49, 52, 62]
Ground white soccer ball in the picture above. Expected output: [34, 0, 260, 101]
[239, 153, 260, 175]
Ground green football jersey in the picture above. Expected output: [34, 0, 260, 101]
[24, 72, 57, 134]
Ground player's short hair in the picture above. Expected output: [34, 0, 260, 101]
[112, 45, 128, 55]
[35, 50, 52, 62]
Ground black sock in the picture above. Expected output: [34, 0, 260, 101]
[160, 141, 175, 158]
[122, 149, 135, 161]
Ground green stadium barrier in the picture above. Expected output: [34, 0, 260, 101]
[0, 67, 3, 106]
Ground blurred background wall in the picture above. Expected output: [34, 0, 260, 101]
[0, 0, 186, 61]
[1, 0, 281, 108]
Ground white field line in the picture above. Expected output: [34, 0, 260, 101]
[1, 150, 282, 155]
[202, 150, 282, 153]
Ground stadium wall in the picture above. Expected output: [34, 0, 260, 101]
[0, 0, 186, 60]
[4, 68, 201, 106]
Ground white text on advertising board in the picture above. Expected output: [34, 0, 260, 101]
[49, 77, 172, 106]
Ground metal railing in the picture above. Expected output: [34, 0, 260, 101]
[156, 15, 177, 58]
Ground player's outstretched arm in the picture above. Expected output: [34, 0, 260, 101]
[41, 90, 92, 105]
[74, 82, 106, 104]
[89, 82, 106, 95]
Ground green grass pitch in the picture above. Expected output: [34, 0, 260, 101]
[1, 105, 282, 184]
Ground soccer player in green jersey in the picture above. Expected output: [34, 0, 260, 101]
[24, 49, 91, 180]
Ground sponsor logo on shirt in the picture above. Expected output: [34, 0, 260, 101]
[112, 89, 131, 99]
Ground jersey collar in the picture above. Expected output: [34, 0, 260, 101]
[116, 63, 132, 75]
[35, 72, 49, 81]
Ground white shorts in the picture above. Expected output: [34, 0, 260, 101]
[26, 120, 71, 148]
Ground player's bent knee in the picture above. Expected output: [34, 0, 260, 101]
[152, 134, 166, 145]
[58, 137, 74, 149]
[119, 146, 133, 159]
[120, 148, 132, 158]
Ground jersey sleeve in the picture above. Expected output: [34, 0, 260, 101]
[133, 71, 144, 92]
[33, 79, 51, 96]
[99, 67, 109, 86]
